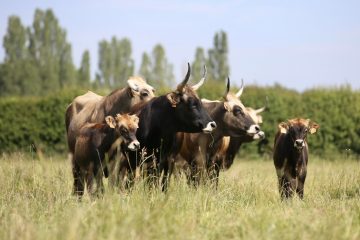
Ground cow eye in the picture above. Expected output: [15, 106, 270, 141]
[120, 128, 128, 135]
[141, 91, 149, 97]
[233, 107, 243, 116]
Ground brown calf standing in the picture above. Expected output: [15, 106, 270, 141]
[73, 114, 139, 198]
[273, 118, 319, 199]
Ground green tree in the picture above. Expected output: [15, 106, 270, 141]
[98, 40, 111, 87]
[98, 37, 134, 87]
[207, 30, 229, 82]
[139, 52, 152, 81]
[191, 47, 206, 82]
[28, 9, 75, 92]
[151, 44, 174, 88]
[1, 15, 41, 96]
[77, 50, 91, 87]
[113, 37, 134, 87]
[1, 16, 26, 95]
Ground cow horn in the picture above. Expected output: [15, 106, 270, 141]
[176, 62, 191, 93]
[254, 97, 269, 114]
[192, 65, 207, 91]
[223, 77, 230, 100]
[235, 79, 244, 98]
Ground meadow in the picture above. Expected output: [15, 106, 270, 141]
[0, 153, 359, 240]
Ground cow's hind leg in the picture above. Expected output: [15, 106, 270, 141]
[72, 161, 84, 198]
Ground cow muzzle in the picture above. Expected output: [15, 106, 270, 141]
[294, 139, 305, 149]
[253, 131, 265, 140]
[202, 121, 217, 133]
[247, 124, 261, 136]
[128, 140, 140, 151]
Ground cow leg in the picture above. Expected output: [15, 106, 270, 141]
[72, 161, 84, 198]
[94, 164, 105, 197]
[107, 149, 121, 188]
[85, 163, 96, 198]
[207, 156, 221, 188]
[213, 162, 221, 189]
[296, 175, 306, 199]
[188, 159, 200, 187]
[279, 177, 292, 200]
[159, 159, 170, 192]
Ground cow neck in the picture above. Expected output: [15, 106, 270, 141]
[138, 96, 177, 145]
[283, 133, 304, 165]
[102, 87, 131, 117]
[97, 125, 117, 152]
[203, 101, 228, 142]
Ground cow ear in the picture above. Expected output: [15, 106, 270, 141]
[127, 79, 139, 92]
[309, 121, 319, 134]
[278, 122, 288, 134]
[130, 115, 139, 126]
[105, 116, 116, 128]
[166, 92, 180, 107]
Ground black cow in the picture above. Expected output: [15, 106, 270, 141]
[273, 118, 319, 199]
[123, 63, 216, 191]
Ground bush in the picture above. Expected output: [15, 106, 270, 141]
[0, 89, 83, 154]
[0, 85, 359, 157]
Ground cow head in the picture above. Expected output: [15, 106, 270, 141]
[220, 78, 262, 137]
[278, 118, 319, 150]
[105, 114, 140, 151]
[245, 98, 267, 139]
[166, 63, 216, 133]
[127, 76, 155, 103]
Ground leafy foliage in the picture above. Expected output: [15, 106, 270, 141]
[0, 85, 359, 157]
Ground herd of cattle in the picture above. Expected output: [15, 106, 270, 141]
[65, 64, 319, 200]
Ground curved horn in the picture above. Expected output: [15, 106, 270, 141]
[192, 65, 207, 91]
[254, 96, 269, 114]
[223, 77, 230, 100]
[176, 62, 191, 92]
[254, 106, 266, 114]
[235, 78, 244, 98]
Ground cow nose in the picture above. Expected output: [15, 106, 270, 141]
[295, 139, 303, 146]
[128, 140, 140, 151]
[202, 121, 216, 133]
[133, 141, 140, 149]
[247, 124, 261, 135]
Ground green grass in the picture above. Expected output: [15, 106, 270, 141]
[0, 153, 359, 240]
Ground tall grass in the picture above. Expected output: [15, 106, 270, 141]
[0, 153, 359, 240]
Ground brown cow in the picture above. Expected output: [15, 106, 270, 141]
[209, 106, 265, 178]
[66, 76, 155, 155]
[273, 118, 319, 199]
[173, 78, 262, 186]
[66, 77, 154, 183]
[73, 114, 139, 198]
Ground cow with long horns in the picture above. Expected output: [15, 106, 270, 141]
[215, 97, 267, 170]
[122, 63, 216, 191]
[173, 78, 263, 186]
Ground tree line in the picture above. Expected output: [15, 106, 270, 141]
[1, 86, 359, 158]
[0, 8, 230, 96]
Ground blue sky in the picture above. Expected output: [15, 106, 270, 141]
[1, 0, 359, 91]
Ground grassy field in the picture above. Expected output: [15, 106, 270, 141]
[0, 153, 359, 240]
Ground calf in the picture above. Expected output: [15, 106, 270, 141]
[273, 118, 319, 199]
[73, 114, 139, 198]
